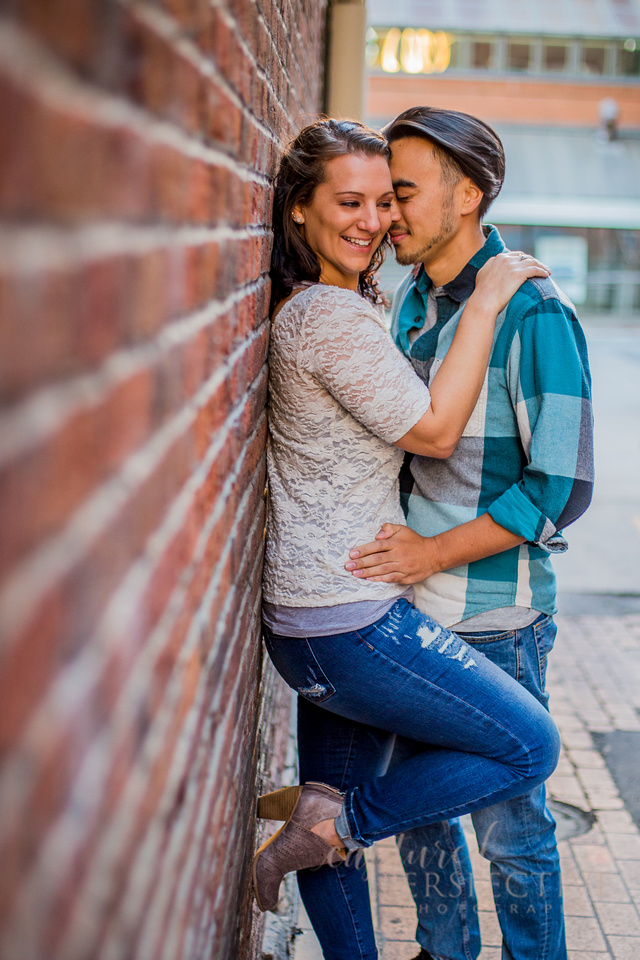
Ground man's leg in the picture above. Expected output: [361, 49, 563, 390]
[471, 785, 564, 960]
[391, 736, 481, 960]
[396, 614, 566, 960]
[455, 615, 566, 960]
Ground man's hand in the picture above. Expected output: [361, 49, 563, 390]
[344, 523, 442, 584]
[345, 514, 525, 584]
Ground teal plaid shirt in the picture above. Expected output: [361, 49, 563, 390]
[391, 225, 594, 627]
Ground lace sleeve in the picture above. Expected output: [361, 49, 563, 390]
[300, 287, 431, 444]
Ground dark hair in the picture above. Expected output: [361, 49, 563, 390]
[384, 106, 505, 219]
[270, 119, 391, 311]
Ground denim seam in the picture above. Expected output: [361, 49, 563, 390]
[338, 728, 358, 794]
[352, 629, 535, 779]
[301, 638, 337, 701]
[456, 629, 515, 642]
[345, 788, 372, 848]
[442, 821, 475, 960]
[335, 866, 378, 960]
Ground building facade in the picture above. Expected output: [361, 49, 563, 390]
[366, 0, 640, 318]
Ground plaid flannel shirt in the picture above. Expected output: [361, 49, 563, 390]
[391, 225, 594, 628]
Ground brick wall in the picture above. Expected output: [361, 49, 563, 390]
[0, 2, 326, 958]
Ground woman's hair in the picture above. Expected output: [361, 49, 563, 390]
[270, 119, 391, 311]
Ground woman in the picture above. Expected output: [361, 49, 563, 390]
[255, 119, 558, 958]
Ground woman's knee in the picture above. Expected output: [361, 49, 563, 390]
[527, 710, 561, 784]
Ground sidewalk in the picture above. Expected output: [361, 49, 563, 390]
[292, 612, 640, 960]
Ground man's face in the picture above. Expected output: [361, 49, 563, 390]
[388, 137, 462, 267]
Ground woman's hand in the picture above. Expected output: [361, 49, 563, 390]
[471, 251, 550, 317]
[344, 523, 441, 584]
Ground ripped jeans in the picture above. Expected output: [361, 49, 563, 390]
[263, 599, 560, 960]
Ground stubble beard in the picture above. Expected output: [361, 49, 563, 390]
[395, 194, 457, 267]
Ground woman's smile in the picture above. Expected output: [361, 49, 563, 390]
[292, 152, 398, 290]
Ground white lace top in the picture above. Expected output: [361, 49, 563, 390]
[263, 283, 431, 607]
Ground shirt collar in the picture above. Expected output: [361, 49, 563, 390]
[414, 224, 506, 303]
[395, 225, 505, 354]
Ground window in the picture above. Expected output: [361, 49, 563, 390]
[507, 42, 531, 71]
[620, 39, 640, 77]
[544, 43, 568, 71]
[447, 36, 461, 69]
[583, 43, 606, 74]
[472, 40, 493, 69]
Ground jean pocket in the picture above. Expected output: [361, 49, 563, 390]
[264, 633, 337, 705]
[533, 615, 557, 689]
[454, 630, 518, 678]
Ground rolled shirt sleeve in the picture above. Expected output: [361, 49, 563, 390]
[487, 297, 594, 552]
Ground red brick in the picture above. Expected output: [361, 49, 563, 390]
[18, 0, 102, 75]
[0, 0, 327, 954]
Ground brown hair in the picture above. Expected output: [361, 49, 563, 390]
[270, 119, 391, 311]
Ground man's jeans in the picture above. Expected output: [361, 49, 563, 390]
[392, 614, 567, 960]
[263, 601, 560, 960]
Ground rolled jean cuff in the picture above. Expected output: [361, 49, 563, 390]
[334, 799, 366, 851]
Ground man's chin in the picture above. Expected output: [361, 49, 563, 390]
[395, 248, 419, 267]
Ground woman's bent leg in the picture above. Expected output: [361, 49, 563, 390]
[296, 696, 396, 960]
[265, 600, 560, 848]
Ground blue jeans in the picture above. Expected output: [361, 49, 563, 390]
[263, 600, 560, 960]
[393, 614, 567, 960]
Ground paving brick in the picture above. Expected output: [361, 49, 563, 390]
[607, 936, 640, 959]
[375, 846, 410, 877]
[573, 845, 618, 874]
[569, 749, 607, 769]
[594, 901, 640, 936]
[378, 906, 417, 940]
[607, 836, 640, 861]
[559, 852, 586, 886]
[563, 883, 596, 916]
[597, 812, 639, 836]
[380, 942, 420, 960]
[377, 872, 415, 908]
[618, 860, 640, 891]
[564, 915, 609, 952]
[478, 910, 502, 946]
[584, 871, 632, 903]
[568, 953, 611, 959]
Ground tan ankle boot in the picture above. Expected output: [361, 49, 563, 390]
[252, 781, 346, 911]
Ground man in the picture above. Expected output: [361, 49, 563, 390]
[347, 107, 594, 960]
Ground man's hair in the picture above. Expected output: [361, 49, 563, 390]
[384, 106, 505, 219]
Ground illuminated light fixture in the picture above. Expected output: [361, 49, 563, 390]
[401, 29, 424, 72]
[380, 28, 451, 74]
[432, 31, 451, 72]
[624, 38, 637, 51]
[381, 27, 401, 72]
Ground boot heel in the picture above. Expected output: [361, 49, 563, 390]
[257, 785, 303, 820]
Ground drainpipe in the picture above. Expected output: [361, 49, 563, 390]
[325, 0, 367, 120]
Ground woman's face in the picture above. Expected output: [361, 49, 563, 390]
[293, 153, 397, 290]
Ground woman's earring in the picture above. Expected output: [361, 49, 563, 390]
[292, 213, 303, 224]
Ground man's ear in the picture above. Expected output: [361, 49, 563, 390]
[460, 179, 483, 217]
